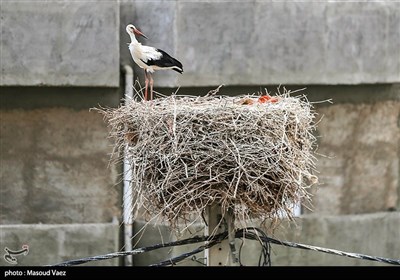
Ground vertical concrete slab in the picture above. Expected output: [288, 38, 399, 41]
[0, 108, 120, 224]
[325, 2, 400, 83]
[177, 1, 255, 86]
[172, 1, 399, 86]
[1, 1, 120, 86]
[253, 1, 328, 85]
[314, 101, 399, 214]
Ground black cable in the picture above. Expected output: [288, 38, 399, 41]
[238, 228, 400, 266]
[48, 227, 400, 266]
[238, 238, 245, 266]
[249, 227, 271, 266]
[237, 227, 271, 266]
[149, 238, 222, 267]
[49, 233, 221, 266]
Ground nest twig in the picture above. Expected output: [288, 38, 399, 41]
[97, 86, 319, 229]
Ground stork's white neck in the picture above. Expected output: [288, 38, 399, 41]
[129, 33, 139, 45]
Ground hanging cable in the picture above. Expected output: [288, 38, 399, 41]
[49, 228, 400, 266]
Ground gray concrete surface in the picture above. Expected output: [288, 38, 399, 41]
[121, 1, 400, 87]
[313, 100, 399, 214]
[0, 223, 120, 266]
[132, 212, 400, 266]
[1, 1, 120, 86]
[2, 1, 398, 87]
[0, 108, 121, 224]
[249, 212, 400, 266]
[0, 1, 400, 87]
[1, 0, 399, 267]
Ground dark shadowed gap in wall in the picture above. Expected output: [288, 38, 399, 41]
[0, 87, 123, 110]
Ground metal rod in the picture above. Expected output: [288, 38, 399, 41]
[122, 65, 134, 266]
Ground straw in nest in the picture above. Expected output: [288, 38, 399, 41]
[98, 87, 319, 229]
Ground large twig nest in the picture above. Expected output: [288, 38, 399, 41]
[99, 87, 319, 229]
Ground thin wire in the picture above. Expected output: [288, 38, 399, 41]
[48, 228, 400, 266]
[238, 238, 245, 266]
[150, 238, 221, 267]
[256, 229, 271, 266]
[248, 228, 271, 266]
[48, 234, 219, 266]
[237, 227, 271, 266]
[240, 228, 400, 266]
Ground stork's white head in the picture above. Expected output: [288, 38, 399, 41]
[126, 24, 148, 39]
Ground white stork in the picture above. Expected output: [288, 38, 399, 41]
[126, 24, 183, 101]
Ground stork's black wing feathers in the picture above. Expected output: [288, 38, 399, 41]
[142, 49, 183, 74]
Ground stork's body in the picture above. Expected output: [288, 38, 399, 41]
[126, 24, 183, 100]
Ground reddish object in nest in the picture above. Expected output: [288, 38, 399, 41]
[240, 98, 255, 105]
[258, 95, 278, 103]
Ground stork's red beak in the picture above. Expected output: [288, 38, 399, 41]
[134, 28, 148, 39]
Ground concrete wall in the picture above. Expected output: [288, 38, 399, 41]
[0, 103, 122, 266]
[242, 212, 400, 266]
[120, 0, 400, 87]
[1, 0, 399, 267]
[314, 98, 399, 215]
[1, 0, 122, 267]
[1, 0, 120, 87]
[0, 223, 119, 266]
[3, 0, 399, 87]
[0, 108, 120, 224]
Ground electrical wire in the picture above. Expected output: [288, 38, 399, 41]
[49, 228, 400, 266]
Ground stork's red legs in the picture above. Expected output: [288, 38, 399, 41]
[144, 70, 154, 101]
[149, 74, 154, 100]
[144, 70, 149, 101]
